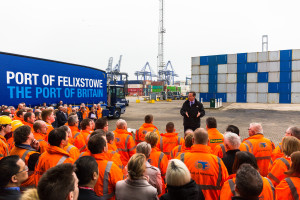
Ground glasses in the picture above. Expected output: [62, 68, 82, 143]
[16, 165, 28, 174]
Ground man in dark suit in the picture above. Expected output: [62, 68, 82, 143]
[56, 106, 68, 127]
[180, 91, 205, 132]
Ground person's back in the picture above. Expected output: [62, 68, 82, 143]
[206, 117, 224, 151]
[0, 116, 12, 160]
[68, 115, 87, 152]
[136, 114, 160, 144]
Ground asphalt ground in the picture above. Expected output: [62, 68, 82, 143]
[108, 97, 300, 146]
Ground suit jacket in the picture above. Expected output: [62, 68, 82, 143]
[180, 99, 205, 128]
[56, 111, 68, 127]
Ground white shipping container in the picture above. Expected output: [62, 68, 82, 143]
[192, 57, 200, 65]
[192, 75, 200, 84]
[292, 82, 300, 93]
[258, 62, 268, 72]
[292, 49, 300, 60]
[257, 93, 268, 103]
[227, 84, 237, 93]
[292, 61, 300, 71]
[227, 64, 237, 73]
[227, 93, 236, 103]
[128, 84, 143, 89]
[200, 84, 208, 93]
[200, 75, 209, 83]
[192, 65, 200, 75]
[218, 74, 227, 83]
[227, 74, 237, 83]
[292, 93, 300, 103]
[227, 54, 237, 64]
[191, 84, 200, 93]
[257, 83, 268, 93]
[258, 52, 269, 62]
[268, 93, 279, 104]
[269, 51, 280, 61]
[292, 72, 300, 82]
[196, 93, 200, 101]
[247, 93, 257, 103]
[247, 83, 257, 93]
[268, 72, 280, 82]
[218, 64, 227, 73]
[217, 84, 227, 93]
[247, 73, 257, 83]
[268, 62, 280, 72]
[247, 52, 258, 63]
[200, 65, 209, 74]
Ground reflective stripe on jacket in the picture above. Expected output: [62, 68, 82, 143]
[276, 177, 300, 200]
[135, 123, 159, 144]
[267, 157, 291, 187]
[158, 132, 184, 159]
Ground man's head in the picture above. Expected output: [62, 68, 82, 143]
[34, 111, 42, 120]
[48, 128, 68, 148]
[95, 118, 108, 131]
[90, 130, 106, 138]
[106, 131, 115, 144]
[14, 125, 34, 145]
[206, 117, 217, 129]
[62, 107, 68, 113]
[145, 131, 159, 148]
[144, 114, 153, 124]
[75, 156, 99, 187]
[37, 163, 78, 200]
[33, 120, 48, 135]
[224, 132, 241, 151]
[24, 112, 36, 124]
[88, 134, 108, 154]
[59, 125, 72, 139]
[0, 115, 12, 135]
[136, 142, 152, 159]
[166, 122, 175, 133]
[18, 103, 24, 110]
[226, 125, 240, 136]
[188, 92, 196, 102]
[248, 123, 263, 136]
[185, 133, 194, 148]
[0, 155, 28, 188]
[116, 119, 127, 130]
[193, 128, 208, 145]
[80, 119, 93, 131]
[41, 109, 55, 124]
[68, 115, 79, 127]
[285, 126, 300, 140]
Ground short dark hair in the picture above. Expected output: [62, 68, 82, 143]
[14, 125, 31, 145]
[24, 112, 33, 122]
[232, 151, 258, 174]
[38, 163, 75, 200]
[106, 131, 115, 143]
[185, 133, 194, 148]
[0, 112, 10, 116]
[144, 114, 153, 123]
[290, 127, 300, 140]
[189, 91, 196, 97]
[90, 130, 106, 138]
[48, 129, 67, 147]
[41, 109, 53, 121]
[16, 109, 26, 117]
[68, 115, 78, 126]
[206, 117, 217, 128]
[80, 119, 92, 130]
[34, 111, 41, 119]
[166, 122, 174, 133]
[58, 125, 69, 134]
[226, 125, 240, 136]
[88, 134, 106, 154]
[236, 164, 263, 199]
[95, 118, 108, 130]
[0, 155, 20, 187]
[75, 156, 98, 186]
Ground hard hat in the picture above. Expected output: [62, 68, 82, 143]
[11, 120, 24, 132]
[0, 116, 12, 125]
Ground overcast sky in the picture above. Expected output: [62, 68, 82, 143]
[1, 0, 300, 81]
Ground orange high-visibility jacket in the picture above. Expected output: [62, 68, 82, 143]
[171, 143, 190, 159]
[10, 145, 40, 187]
[207, 128, 224, 151]
[108, 142, 118, 152]
[220, 174, 275, 200]
[44, 122, 54, 142]
[0, 135, 9, 160]
[64, 143, 80, 160]
[271, 142, 284, 162]
[33, 132, 48, 154]
[177, 144, 228, 200]
[80, 130, 91, 145]
[23, 122, 34, 133]
[97, 108, 103, 119]
[213, 143, 251, 159]
[268, 157, 291, 187]
[113, 128, 136, 166]
[148, 147, 168, 178]
[158, 132, 184, 159]
[92, 153, 123, 199]
[67, 107, 72, 115]
[7, 136, 14, 152]
[34, 145, 74, 185]
[69, 126, 87, 152]
[135, 123, 160, 144]
[82, 110, 89, 119]
[276, 177, 300, 200]
[13, 116, 24, 123]
[242, 134, 275, 177]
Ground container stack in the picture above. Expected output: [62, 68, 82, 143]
[127, 80, 143, 96]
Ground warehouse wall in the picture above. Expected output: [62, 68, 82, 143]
[191, 49, 300, 103]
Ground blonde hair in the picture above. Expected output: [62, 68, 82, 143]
[21, 188, 39, 200]
[145, 131, 158, 148]
[282, 136, 300, 156]
[127, 153, 146, 180]
[166, 159, 191, 186]
[136, 142, 151, 158]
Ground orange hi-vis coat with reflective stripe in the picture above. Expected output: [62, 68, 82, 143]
[23, 122, 34, 133]
[80, 130, 91, 145]
[268, 157, 291, 187]
[7, 136, 14, 152]
[108, 142, 118, 152]
[82, 110, 89, 119]
[97, 108, 103, 119]
[213, 143, 251, 159]
[220, 174, 275, 200]
[242, 134, 275, 177]
[170, 143, 191, 159]
[34, 145, 74, 185]
[148, 147, 168, 178]
[135, 123, 160, 144]
[64, 143, 80, 160]
[33, 132, 48, 154]
[0, 135, 9, 160]
[158, 132, 184, 159]
[177, 144, 228, 200]
[92, 153, 123, 199]
[276, 177, 300, 200]
[271, 142, 284, 162]
[44, 122, 54, 142]
[10, 145, 40, 187]
[69, 126, 87, 152]
[113, 128, 136, 166]
[207, 128, 224, 151]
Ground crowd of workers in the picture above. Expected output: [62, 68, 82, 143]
[0, 102, 300, 200]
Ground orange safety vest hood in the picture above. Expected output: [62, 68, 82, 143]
[158, 132, 184, 159]
[136, 123, 159, 144]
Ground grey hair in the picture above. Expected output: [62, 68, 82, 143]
[116, 119, 127, 129]
[249, 123, 263, 134]
[224, 132, 241, 149]
[136, 142, 152, 158]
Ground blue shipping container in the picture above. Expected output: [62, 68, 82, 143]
[200, 56, 209, 65]
[208, 56, 217, 65]
[209, 74, 217, 83]
[209, 84, 217, 93]
[279, 83, 291, 93]
[280, 50, 292, 61]
[216, 93, 227, 102]
[237, 53, 247, 64]
[246, 63, 258, 73]
[280, 72, 292, 83]
[268, 83, 279, 93]
[280, 61, 292, 72]
[237, 63, 247, 73]
[237, 73, 247, 83]
[209, 65, 218, 75]
[257, 72, 268, 83]
[236, 93, 247, 103]
[237, 83, 247, 93]
[217, 55, 227, 64]
[279, 93, 291, 103]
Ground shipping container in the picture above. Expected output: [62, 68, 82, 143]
[280, 50, 292, 61]
[227, 74, 237, 83]
[292, 72, 300, 82]
[209, 74, 217, 83]
[279, 93, 291, 103]
[227, 93, 236, 103]
[152, 81, 164, 86]
[292, 82, 300, 93]
[257, 83, 268, 93]
[192, 65, 200, 74]
[237, 53, 247, 64]
[236, 93, 247, 103]
[257, 72, 268, 83]
[128, 80, 143, 84]
[227, 84, 237, 93]
[200, 75, 209, 83]
[268, 72, 280, 82]
[227, 54, 237, 64]
[247, 93, 257, 103]
[237, 63, 247, 73]
[218, 64, 227, 73]
[191, 84, 200, 93]
[247, 52, 258, 63]
[268, 62, 280, 72]
[280, 72, 291, 83]
[280, 61, 292, 72]
[268, 83, 279, 93]
[292, 61, 300, 71]
[217, 74, 227, 83]
[268, 93, 279, 104]
[247, 73, 257, 83]
[200, 84, 208, 93]
[208, 84, 217, 93]
[192, 75, 200, 84]
[269, 51, 280, 61]
[227, 64, 237, 74]
[200, 65, 209, 74]
[217, 84, 227, 93]
[258, 62, 268, 72]
[200, 56, 209, 65]
[128, 84, 143, 89]
[258, 52, 268, 62]
[292, 49, 300, 60]
[192, 57, 200, 65]
[246, 63, 258, 73]
[257, 93, 268, 103]
[291, 93, 300, 103]
[247, 83, 257, 93]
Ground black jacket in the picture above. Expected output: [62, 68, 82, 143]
[56, 110, 68, 127]
[180, 99, 205, 128]
[0, 188, 21, 200]
[78, 188, 102, 200]
[160, 180, 204, 200]
[222, 149, 240, 175]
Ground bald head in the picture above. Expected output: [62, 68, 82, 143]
[116, 119, 127, 130]
[248, 123, 263, 136]
[193, 128, 208, 145]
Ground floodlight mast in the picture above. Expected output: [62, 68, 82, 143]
[158, 0, 165, 81]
